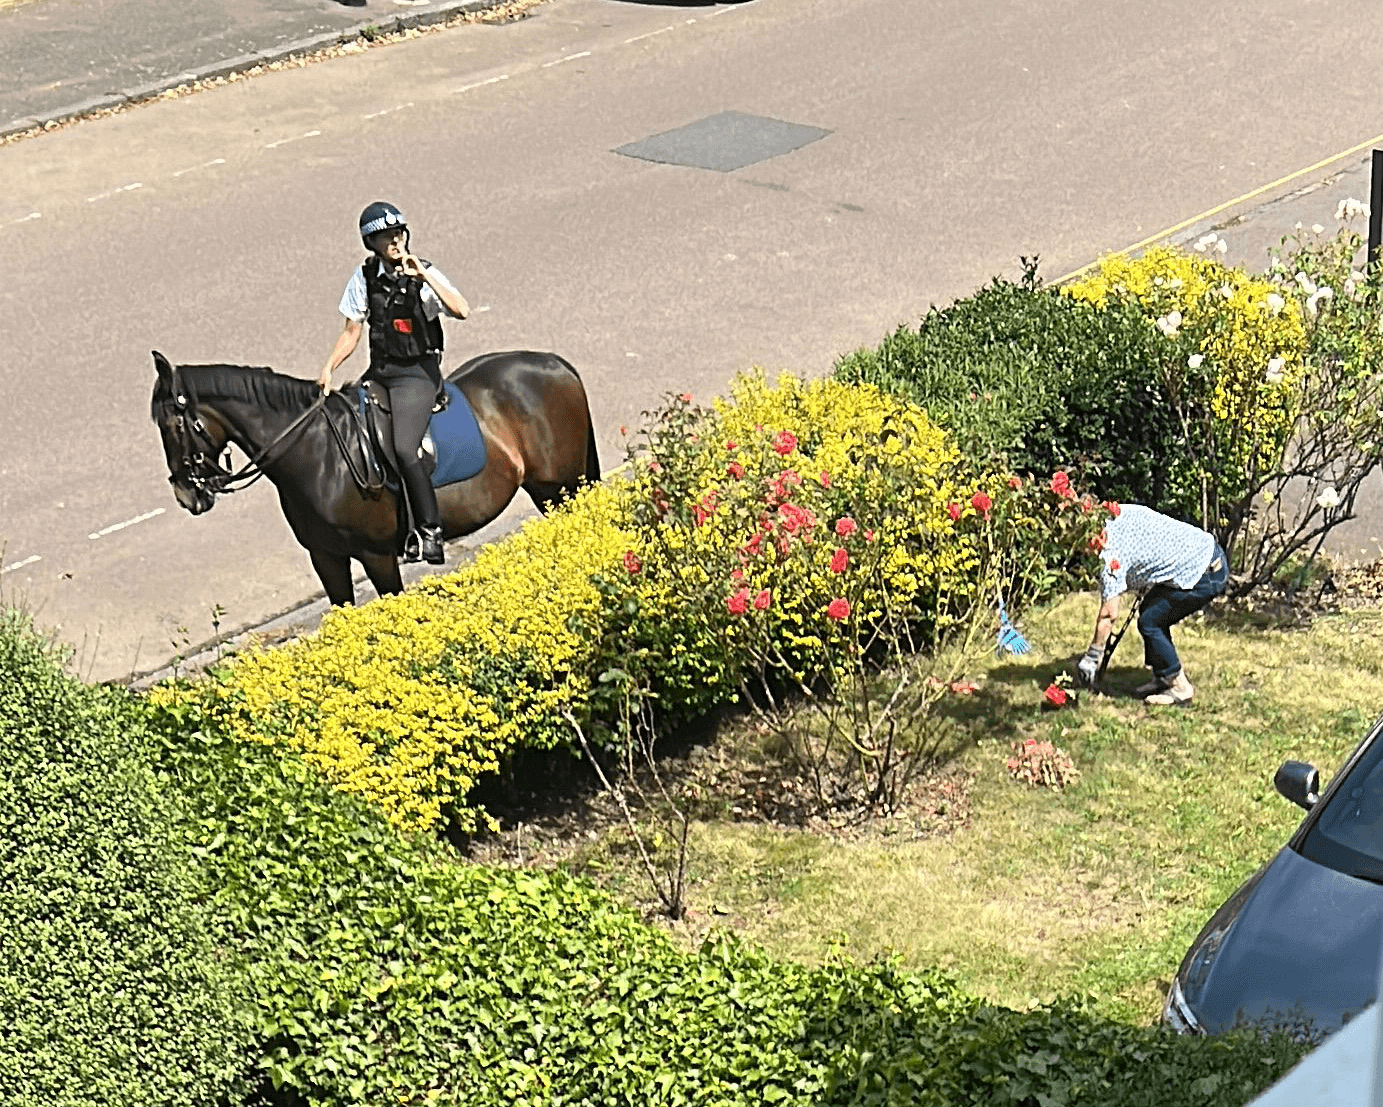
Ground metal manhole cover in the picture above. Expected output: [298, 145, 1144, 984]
[614, 110, 831, 172]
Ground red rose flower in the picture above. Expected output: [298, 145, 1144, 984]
[826, 597, 851, 621]
[725, 440, 737, 450]
[1044, 684, 1068, 707]
[1110, 559, 1121, 571]
[1104, 500, 1121, 516]
[835, 516, 858, 537]
[864, 529, 875, 542]
[679, 392, 693, 403]
[1050, 471, 1074, 499]
[622, 550, 642, 574]
[1088, 528, 1108, 553]
[971, 491, 992, 517]
[830, 547, 849, 574]
[772, 430, 798, 456]
[754, 589, 772, 610]
[820, 471, 831, 488]
[1008, 475, 1022, 489]
[726, 588, 750, 615]
[947, 502, 963, 522]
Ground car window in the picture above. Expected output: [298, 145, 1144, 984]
[1300, 717, 1383, 883]
[1316, 757, 1383, 859]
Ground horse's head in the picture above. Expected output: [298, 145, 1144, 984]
[150, 351, 231, 516]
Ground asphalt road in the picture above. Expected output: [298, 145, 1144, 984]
[5, 0, 1383, 682]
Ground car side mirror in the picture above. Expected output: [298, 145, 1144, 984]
[1274, 760, 1320, 810]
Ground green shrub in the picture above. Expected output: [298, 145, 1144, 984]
[140, 692, 1306, 1107]
[0, 610, 250, 1107]
[832, 270, 1186, 509]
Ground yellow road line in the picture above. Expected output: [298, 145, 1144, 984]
[1054, 131, 1383, 284]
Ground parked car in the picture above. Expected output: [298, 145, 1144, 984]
[1164, 712, 1383, 1038]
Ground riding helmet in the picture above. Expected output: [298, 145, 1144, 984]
[359, 201, 408, 244]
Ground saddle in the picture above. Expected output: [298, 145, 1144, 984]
[331, 380, 488, 498]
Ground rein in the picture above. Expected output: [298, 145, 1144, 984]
[166, 379, 328, 496]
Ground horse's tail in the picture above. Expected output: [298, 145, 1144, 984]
[585, 418, 602, 485]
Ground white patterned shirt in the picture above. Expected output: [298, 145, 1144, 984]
[1100, 504, 1216, 602]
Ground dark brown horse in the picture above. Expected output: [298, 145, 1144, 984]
[150, 350, 600, 605]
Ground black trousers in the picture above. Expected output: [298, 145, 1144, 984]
[370, 360, 441, 529]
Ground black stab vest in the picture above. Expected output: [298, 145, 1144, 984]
[362, 259, 445, 368]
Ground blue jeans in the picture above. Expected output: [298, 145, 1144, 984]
[1137, 544, 1228, 681]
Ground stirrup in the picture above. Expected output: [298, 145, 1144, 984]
[403, 529, 422, 563]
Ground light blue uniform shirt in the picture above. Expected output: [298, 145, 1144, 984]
[1100, 504, 1216, 602]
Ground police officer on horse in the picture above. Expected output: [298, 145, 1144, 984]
[318, 201, 470, 564]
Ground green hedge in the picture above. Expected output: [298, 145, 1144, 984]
[0, 611, 251, 1107]
[134, 691, 1308, 1107]
[832, 274, 1186, 509]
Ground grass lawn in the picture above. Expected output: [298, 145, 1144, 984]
[549, 591, 1383, 1026]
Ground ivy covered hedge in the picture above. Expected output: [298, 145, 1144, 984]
[135, 687, 1307, 1107]
[0, 611, 251, 1107]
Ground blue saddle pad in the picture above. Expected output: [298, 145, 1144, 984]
[428, 382, 488, 487]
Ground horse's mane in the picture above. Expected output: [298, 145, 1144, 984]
[151, 363, 319, 418]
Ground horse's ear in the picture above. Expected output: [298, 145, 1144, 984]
[152, 350, 174, 387]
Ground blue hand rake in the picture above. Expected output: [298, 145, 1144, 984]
[995, 597, 1031, 657]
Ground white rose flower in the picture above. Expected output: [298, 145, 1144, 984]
[1265, 292, 1286, 314]
[1312, 223, 1325, 235]
[1215, 238, 1228, 254]
[1220, 284, 1235, 299]
[1194, 232, 1219, 253]
[1296, 272, 1318, 295]
[1336, 197, 1370, 221]
[1306, 286, 1334, 318]
[1265, 357, 1286, 383]
[1187, 354, 1205, 369]
[1155, 310, 1183, 337]
[1316, 487, 1341, 510]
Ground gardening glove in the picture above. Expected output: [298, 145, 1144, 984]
[1074, 645, 1103, 689]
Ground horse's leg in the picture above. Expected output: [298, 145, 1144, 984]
[359, 552, 404, 597]
[309, 550, 356, 606]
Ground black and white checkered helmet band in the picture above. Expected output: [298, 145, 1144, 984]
[360, 206, 407, 238]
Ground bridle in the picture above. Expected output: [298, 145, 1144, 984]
[162, 372, 327, 498]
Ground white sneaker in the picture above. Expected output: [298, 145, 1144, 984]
[1145, 671, 1193, 706]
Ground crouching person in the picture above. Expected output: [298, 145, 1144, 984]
[1074, 504, 1228, 706]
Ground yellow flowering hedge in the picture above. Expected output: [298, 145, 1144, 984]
[154, 483, 636, 832]
[154, 374, 1096, 833]
[1065, 247, 1308, 520]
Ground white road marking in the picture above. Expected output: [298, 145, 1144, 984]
[265, 130, 321, 149]
[1, 211, 41, 229]
[623, 26, 676, 44]
[172, 158, 226, 177]
[364, 103, 414, 119]
[0, 555, 40, 576]
[454, 74, 509, 94]
[86, 182, 142, 203]
[88, 507, 165, 540]
[542, 51, 592, 68]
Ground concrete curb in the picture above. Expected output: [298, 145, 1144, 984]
[1, 0, 494, 139]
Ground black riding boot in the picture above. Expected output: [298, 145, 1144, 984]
[401, 463, 445, 565]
